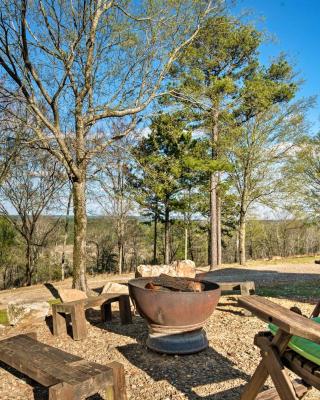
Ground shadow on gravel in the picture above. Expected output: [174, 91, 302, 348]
[93, 311, 149, 343]
[216, 296, 249, 316]
[199, 267, 320, 288]
[118, 342, 250, 400]
[199, 268, 320, 302]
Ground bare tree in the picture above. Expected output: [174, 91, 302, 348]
[94, 136, 133, 274]
[0, 0, 217, 290]
[226, 101, 309, 265]
[0, 147, 65, 285]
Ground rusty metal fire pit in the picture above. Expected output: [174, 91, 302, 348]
[128, 277, 220, 354]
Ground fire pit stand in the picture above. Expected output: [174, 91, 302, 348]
[128, 277, 220, 354]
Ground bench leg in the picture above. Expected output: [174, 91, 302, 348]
[105, 361, 127, 400]
[240, 283, 255, 316]
[52, 306, 67, 336]
[101, 302, 112, 322]
[264, 346, 298, 400]
[240, 282, 255, 296]
[49, 383, 75, 400]
[70, 303, 87, 340]
[119, 296, 132, 325]
[240, 331, 291, 400]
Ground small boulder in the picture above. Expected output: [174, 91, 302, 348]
[101, 282, 129, 295]
[136, 260, 196, 278]
[170, 260, 196, 278]
[135, 264, 172, 278]
[7, 301, 50, 326]
[58, 288, 88, 303]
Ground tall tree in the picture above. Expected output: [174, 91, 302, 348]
[168, 16, 262, 269]
[0, 0, 217, 290]
[227, 99, 310, 265]
[130, 112, 205, 264]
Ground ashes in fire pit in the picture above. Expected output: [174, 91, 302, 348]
[129, 275, 221, 354]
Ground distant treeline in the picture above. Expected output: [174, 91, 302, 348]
[0, 215, 318, 290]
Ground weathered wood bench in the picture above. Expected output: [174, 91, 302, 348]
[196, 273, 256, 296]
[218, 281, 256, 296]
[238, 295, 320, 400]
[0, 333, 127, 399]
[52, 293, 132, 341]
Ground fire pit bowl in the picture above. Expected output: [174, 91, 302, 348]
[128, 277, 221, 354]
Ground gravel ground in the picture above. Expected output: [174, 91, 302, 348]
[0, 296, 319, 400]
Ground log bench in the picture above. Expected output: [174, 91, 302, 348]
[52, 293, 132, 341]
[0, 333, 127, 399]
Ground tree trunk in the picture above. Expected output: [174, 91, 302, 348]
[209, 107, 219, 271]
[210, 172, 218, 270]
[153, 213, 157, 264]
[184, 226, 188, 260]
[61, 188, 72, 281]
[118, 241, 123, 275]
[239, 211, 246, 265]
[164, 205, 170, 264]
[25, 243, 33, 286]
[216, 191, 222, 265]
[72, 178, 88, 291]
[207, 227, 211, 265]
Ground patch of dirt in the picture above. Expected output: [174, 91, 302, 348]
[0, 296, 319, 399]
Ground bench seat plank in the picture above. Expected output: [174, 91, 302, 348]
[0, 335, 113, 388]
[238, 296, 320, 343]
[54, 293, 123, 312]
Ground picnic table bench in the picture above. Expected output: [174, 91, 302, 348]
[238, 295, 320, 400]
[52, 293, 132, 340]
[0, 332, 127, 399]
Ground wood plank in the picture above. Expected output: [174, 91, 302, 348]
[216, 281, 255, 292]
[240, 282, 256, 295]
[55, 293, 123, 312]
[119, 295, 132, 325]
[311, 301, 320, 318]
[101, 302, 113, 322]
[238, 296, 320, 343]
[49, 383, 76, 400]
[70, 302, 87, 341]
[0, 334, 125, 399]
[106, 361, 127, 400]
[52, 306, 67, 336]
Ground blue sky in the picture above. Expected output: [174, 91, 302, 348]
[236, 0, 320, 133]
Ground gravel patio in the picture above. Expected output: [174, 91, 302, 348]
[0, 294, 319, 400]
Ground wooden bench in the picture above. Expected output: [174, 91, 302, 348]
[238, 295, 320, 400]
[0, 333, 127, 399]
[196, 273, 256, 296]
[218, 281, 256, 296]
[52, 293, 132, 341]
